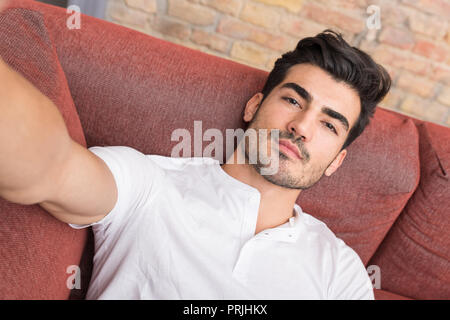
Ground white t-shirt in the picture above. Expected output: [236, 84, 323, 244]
[70, 146, 374, 300]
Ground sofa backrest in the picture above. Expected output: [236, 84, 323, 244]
[369, 120, 450, 299]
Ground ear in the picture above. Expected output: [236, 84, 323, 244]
[324, 149, 347, 177]
[243, 93, 264, 123]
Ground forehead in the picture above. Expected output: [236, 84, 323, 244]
[277, 63, 361, 128]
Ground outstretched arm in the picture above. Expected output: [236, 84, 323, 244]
[0, 57, 117, 225]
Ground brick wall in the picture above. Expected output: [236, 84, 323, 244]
[105, 0, 450, 127]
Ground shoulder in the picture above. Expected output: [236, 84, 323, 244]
[299, 210, 342, 248]
[147, 155, 219, 171]
[88, 146, 217, 169]
[298, 210, 362, 263]
[297, 209, 373, 299]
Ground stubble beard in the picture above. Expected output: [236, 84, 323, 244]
[243, 121, 332, 190]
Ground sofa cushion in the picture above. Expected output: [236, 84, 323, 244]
[297, 108, 420, 266]
[373, 289, 412, 300]
[369, 121, 450, 300]
[0, 0, 88, 299]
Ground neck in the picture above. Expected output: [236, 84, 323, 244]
[221, 150, 302, 235]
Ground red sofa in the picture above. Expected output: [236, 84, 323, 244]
[0, 0, 448, 300]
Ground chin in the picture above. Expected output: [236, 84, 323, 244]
[260, 160, 325, 190]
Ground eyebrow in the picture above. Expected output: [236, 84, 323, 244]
[281, 82, 312, 104]
[321, 107, 349, 132]
[280, 82, 350, 132]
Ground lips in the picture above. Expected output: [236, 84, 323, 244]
[278, 139, 302, 160]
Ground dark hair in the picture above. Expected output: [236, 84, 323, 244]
[261, 29, 391, 150]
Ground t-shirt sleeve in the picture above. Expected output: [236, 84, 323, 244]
[328, 240, 375, 300]
[68, 146, 162, 230]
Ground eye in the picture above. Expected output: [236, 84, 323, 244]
[323, 122, 337, 134]
[283, 97, 302, 109]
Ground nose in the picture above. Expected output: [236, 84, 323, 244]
[287, 112, 315, 143]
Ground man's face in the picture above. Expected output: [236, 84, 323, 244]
[243, 63, 361, 189]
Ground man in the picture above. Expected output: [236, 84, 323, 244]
[0, 30, 390, 299]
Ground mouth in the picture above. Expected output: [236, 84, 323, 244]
[278, 139, 302, 160]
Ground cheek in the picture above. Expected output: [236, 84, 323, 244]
[259, 105, 292, 128]
[309, 137, 340, 162]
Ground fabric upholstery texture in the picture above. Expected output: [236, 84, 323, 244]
[49, 11, 268, 157]
[0, 0, 88, 299]
[369, 121, 450, 299]
[0, 0, 448, 300]
[373, 289, 412, 300]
